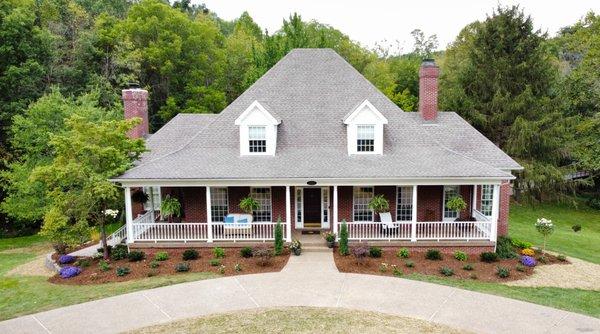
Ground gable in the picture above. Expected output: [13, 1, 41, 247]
[343, 100, 388, 125]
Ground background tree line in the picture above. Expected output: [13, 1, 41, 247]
[1, 0, 599, 235]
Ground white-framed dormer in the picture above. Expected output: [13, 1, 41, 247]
[343, 99, 388, 155]
[234, 100, 281, 156]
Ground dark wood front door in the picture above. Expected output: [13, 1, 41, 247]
[303, 188, 321, 228]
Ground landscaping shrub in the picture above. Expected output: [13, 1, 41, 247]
[453, 251, 467, 261]
[405, 260, 414, 268]
[440, 266, 454, 276]
[537, 256, 548, 264]
[516, 264, 526, 272]
[218, 265, 226, 274]
[274, 219, 284, 255]
[98, 260, 111, 271]
[369, 246, 382, 258]
[557, 254, 567, 262]
[339, 220, 349, 256]
[240, 247, 253, 258]
[480, 252, 498, 263]
[392, 265, 403, 277]
[212, 247, 225, 259]
[182, 249, 199, 260]
[150, 261, 160, 269]
[587, 197, 600, 210]
[253, 247, 273, 266]
[520, 255, 537, 267]
[59, 266, 81, 278]
[116, 267, 131, 277]
[351, 245, 369, 264]
[58, 255, 75, 264]
[175, 262, 190, 272]
[234, 263, 242, 272]
[396, 248, 409, 258]
[155, 251, 169, 261]
[470, 273, 478, 280]
[521, 248, 535, 256]
[53, 243, 68, 255]
[496, 236, 517, 259]
[75, 258, 91, 268]
[147, 270, 157, 277]
[462, 263, 474, 271]
[210, 259, 221, 266]
[572, 224, 582, 232]
[379, 263, 388, 273]
[511, 239, 533, 249]
[97, 245, 112, 255]
[128, 250, 146, 262]
[425, 249, 442, 260]
[111, 244, 129, 260]
[496, 266, 510, 278]
[92, 252, 103, 260]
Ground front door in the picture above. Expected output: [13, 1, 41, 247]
[303, 188, 321, 228]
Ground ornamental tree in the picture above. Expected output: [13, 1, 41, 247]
[535, 218, 555, 252]
[33, 112, 145, 259]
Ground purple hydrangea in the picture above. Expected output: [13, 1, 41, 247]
[521, 255, 537, 267]
[58, 255, 75, 264]
[59, 266, 81, 278]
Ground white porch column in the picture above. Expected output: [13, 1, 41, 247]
[285, 186, 292, 242]
[149, 187, 155, 222]
[206, 186, 213, 242]
[333, 185, 339, 237]
[471, 184, 478, 216]
[490, 184, 500, 242]
[411, 185, 417, 242]
[125, 187, 134, 243]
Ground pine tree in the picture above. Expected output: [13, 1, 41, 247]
[274, 218, 284, 255]
[339, 220, 349, 256]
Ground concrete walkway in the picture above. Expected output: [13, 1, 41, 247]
[1, 250, 598, 334]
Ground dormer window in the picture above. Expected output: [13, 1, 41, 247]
[235, 101, 281, 156]
[343, 100, 388, 155]
[248, 126, 267, 153]
[357, 125, 375, 152]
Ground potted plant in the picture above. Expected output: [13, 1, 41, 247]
[446, 195, 467, 220]
[131, 189, 149, 204]
[290, 239, 302, 256]
[160, 195, 181, 223]
[323, 231, 336, 248]
[368, 194, 390, 221]
[239, 196, 260, 215]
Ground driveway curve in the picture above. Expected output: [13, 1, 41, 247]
[0, 251, 598, 334]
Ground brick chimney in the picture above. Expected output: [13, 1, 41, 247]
[418, 59, 439, 121]
[122, 84, 149, 138]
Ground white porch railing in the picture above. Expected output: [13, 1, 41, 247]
[130, 221, 287, 243]
[104, 224, 127, 246]
[336, 220, 494, 242]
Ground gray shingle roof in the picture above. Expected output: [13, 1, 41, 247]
[117, 49, 520, 181]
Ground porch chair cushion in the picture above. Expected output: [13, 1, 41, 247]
[379, 212, 396, 229]
[224, 215, 235, 224]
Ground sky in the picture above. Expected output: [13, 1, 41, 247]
[197, 0, 599, 52]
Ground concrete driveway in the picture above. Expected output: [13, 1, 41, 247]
[1, 251, 598, 334]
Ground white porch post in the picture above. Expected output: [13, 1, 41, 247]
[333, 185, 339, 237]
[125, 187, 134, 243]
[411, 185, 417, 242]
[206, 186, 213, 242]
[285, 186, 292, 242]
[149, 187, 155, 222]
[491, 184, 500, 242]
[472, 184, 478, 216]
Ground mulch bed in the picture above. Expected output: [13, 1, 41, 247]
[333, 247, 567, 283]
[49, 247, 290, 285]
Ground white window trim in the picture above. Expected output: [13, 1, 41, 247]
[443, 185, 460, 221]
[250, 187, 272, 222]
[210, 187, 229, 222]
[352, 186, 374, 222]
[235, 101, 280, 156]
[480, 185, 494, 217]
[396, 186, 413, 222]
[344, 100, 387, 156]
[143, 186, 161, 212]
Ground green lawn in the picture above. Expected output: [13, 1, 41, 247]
[0, 235, 217, 321]
[407, 274, 600, 318]
[509, 201, 600, 263]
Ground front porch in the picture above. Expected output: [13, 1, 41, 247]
[121, 183, 507, 246]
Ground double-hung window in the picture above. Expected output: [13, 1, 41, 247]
[353, 187, 374, 221]
[248, 126, 267, 153]
[480, 185, 493, 217]
[251, 187, 272, 222]
[396, 186, 413, 221]
[210, 187, 228, 222]
[443, 185, 460, 220]
[356, 125, 375, 152]
[143, 186, 161, 212]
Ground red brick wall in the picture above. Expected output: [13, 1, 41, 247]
[122, 89, 149, 138]
[476, 185, 482, 211]
[374, 186, 396, 221]
[271, 186, 286, 222]
[418, 62, 439, 121]
[417, 185, 442, 221]
[227, 187, 250, 213]
[338, 186, 353, 222]
[160, 187, 206, 222]
[459, 185, 473, 220]
[498, 180, 511, 236]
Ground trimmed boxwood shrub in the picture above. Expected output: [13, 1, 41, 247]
[480, 252, 498, 263]
[58, 255, 76, 264]
[462, 263, 474, 271]
[111, 244, 129, 261]
[182, 249, 199, 260]
[240, 247, 253, 258]
[425, 249, 442, 260]
[496, 236, 517, 259]
[59, 266, 81, 278]
[397, 248, 410, 258]
[496, 266, 510, 278]
[210, 259, 221, 266]
[453, 251, 467, 261]
[440, 266, 454, 276]
[154, 251, 169, 261]
[128, 250, 146, 262]
[212, 247, 225, 259]
[116, 267, 131, 277]
[369, 246, 382, 258]
[175, 262, 190, 272]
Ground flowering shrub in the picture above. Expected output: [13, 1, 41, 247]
[103, 209, 119, 218]
[535, 218, 554, 252]
[351, 245, 369, 263]
[58, 255, 76, 264]
[379, 262, 388, 273]
[521, 248, 535, 256]
[520, 255, 537, 267]
[59, 266, 81, 278]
